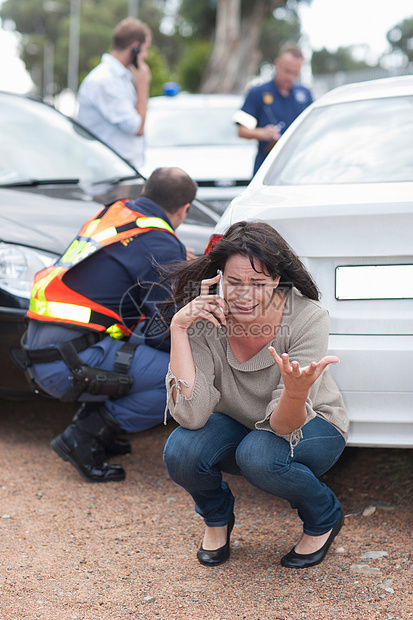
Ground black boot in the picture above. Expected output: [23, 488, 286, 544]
[71, 403, 132, 459]
[51, 405, 126, 482]
[105, 435, 132, 458]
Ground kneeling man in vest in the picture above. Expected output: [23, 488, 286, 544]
[24, 167, 197, 482]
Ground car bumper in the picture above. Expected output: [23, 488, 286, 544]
[0, 306, 35, 399]
[328, 334, 413, 448]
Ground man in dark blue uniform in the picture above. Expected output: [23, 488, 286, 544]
[235, 43, 313, 176]
[23, 167, 197, 483]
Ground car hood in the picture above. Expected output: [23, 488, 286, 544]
[0, 187, 101, 254]
[218, 182, 413, 258]
[140, 145, 255, 183]
[0, 185, 217, 257]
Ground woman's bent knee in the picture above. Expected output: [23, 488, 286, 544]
[163, 425, 214, 484]
[163, 426, 192, 470]
[236, 430, 289, 485]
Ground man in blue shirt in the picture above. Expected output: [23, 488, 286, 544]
[235, 44, 313, 176]
[24, 167, 197, 483]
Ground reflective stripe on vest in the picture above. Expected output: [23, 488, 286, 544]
[30, 299, 91, 323]
[58, 212, 176, 269]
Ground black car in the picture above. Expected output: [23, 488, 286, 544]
[0, 91, 219, 399]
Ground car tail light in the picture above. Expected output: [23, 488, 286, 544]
[204, 234, 223, 254]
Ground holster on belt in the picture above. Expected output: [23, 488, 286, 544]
[15, 330, 139, 402]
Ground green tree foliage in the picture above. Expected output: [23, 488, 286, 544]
[0, 0, 171, 95]
[387, 17, 413, 63]
[177, 0, 301, 48]
[197, 0, 311, 93]
[311, 46, 378, 75]
[176, 41, 213, 92]
[176, 0, 217, 38]
[0, 0, 312, 96]
[146, 46, 172, 95]
[259, 7, 302, 63]
[176, 0, 306, 93]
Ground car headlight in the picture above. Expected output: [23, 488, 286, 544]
[0, 242, 56, 300]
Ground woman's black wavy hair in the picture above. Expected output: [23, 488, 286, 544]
[162, 221, 319, 313]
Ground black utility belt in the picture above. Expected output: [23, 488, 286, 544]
[23, 331, 104, 364]
[19, 330, 139, 402]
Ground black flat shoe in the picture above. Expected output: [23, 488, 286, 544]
[197, 514, 235, 567]
[281, 509, 344, 569]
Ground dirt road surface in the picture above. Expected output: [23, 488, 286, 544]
[0, 399, 412, 619]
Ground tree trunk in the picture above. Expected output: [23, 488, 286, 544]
[199, 0, 241, 93]
[200, 0, 283, 94]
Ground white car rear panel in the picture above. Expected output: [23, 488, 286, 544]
[213, 77, 413, 448]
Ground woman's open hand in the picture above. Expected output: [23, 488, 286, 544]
[268, 346, 339, 399]
[171, 273, 227, 332]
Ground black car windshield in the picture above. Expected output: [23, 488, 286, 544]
[0, 93, 137, 185]
[264, 95, 413, 185]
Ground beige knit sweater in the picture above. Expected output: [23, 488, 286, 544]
[166, 288, 349, 450]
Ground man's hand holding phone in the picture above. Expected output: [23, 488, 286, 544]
[129, 41, 152, 136]
[130, 44, 141, 68]
[129, 41, 151, 82]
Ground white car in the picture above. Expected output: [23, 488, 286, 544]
[209, 75, 413, 448]
[140, 93, 256, 213]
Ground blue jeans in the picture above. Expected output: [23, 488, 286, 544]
[31, 336, 170, 433]
[163, 412, 345, 535]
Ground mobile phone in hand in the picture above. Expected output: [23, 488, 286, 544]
[131, 44, 141, 68]
[217, 270, 224, 309]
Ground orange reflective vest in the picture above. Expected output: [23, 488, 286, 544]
[28, 200, 178, 338]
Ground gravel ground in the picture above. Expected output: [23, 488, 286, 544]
[0, 399, 412, 620]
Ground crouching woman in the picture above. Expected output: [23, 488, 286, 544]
[163, 221, 348, 569]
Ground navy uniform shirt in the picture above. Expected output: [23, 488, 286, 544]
[28, 196, 186, 352]
[240, 79, 313, 175]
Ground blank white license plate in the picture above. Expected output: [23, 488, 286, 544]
[335, 265, 413, 300]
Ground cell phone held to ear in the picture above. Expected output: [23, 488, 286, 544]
[130, 44, 141, 68]
[217, 270, 224, 312]
[217, 270, 224, 299]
